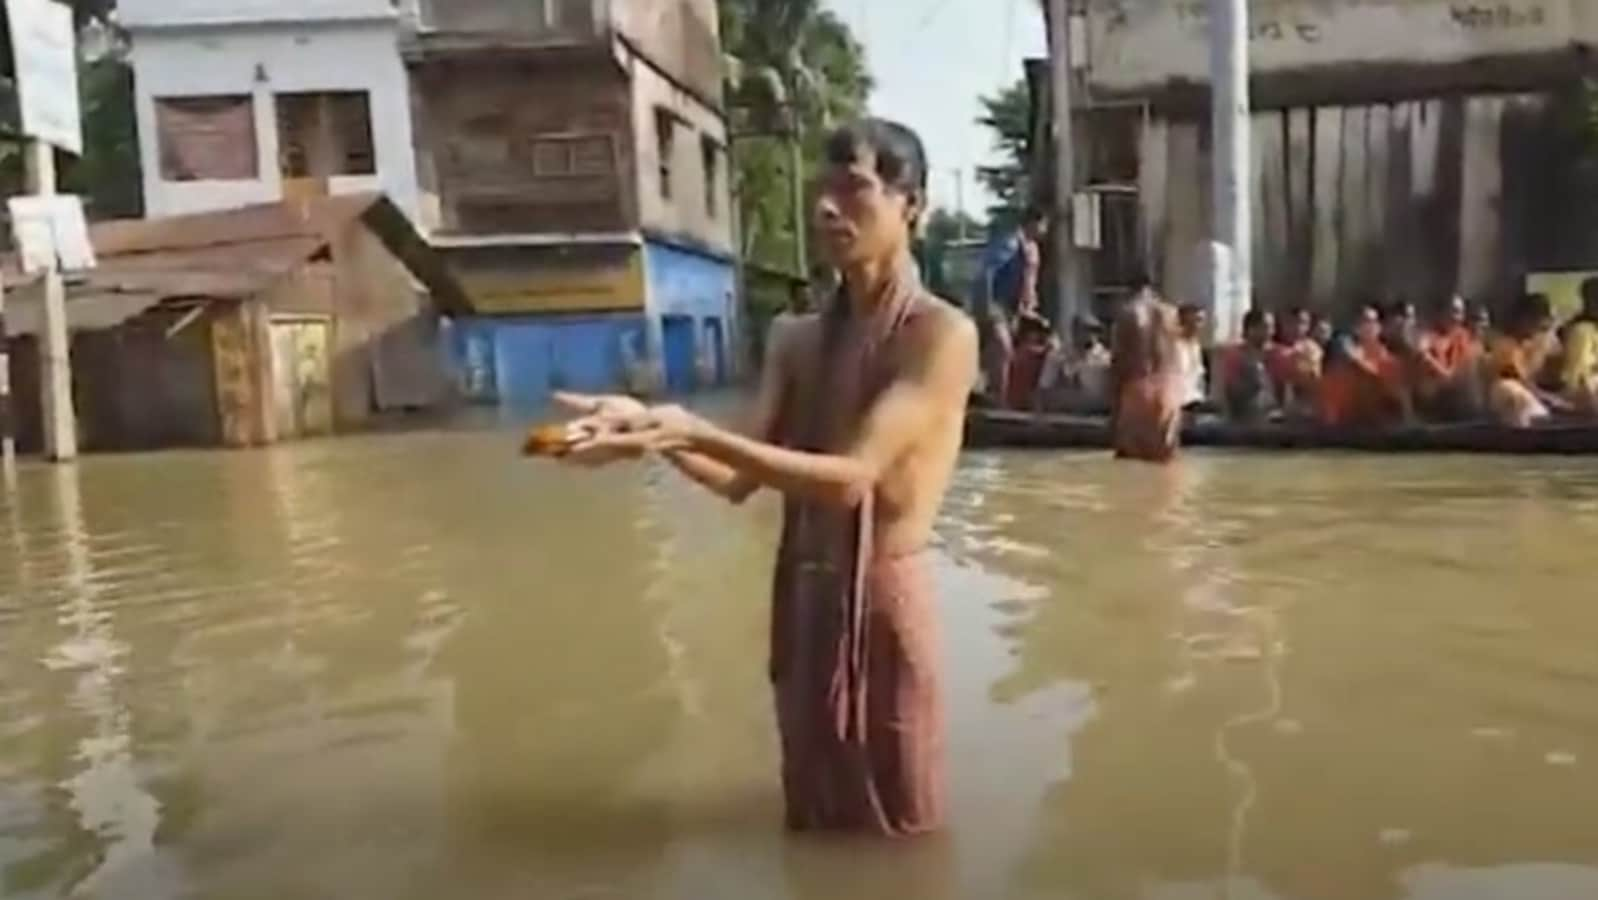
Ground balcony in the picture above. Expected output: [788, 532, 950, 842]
[408, 0, 602, 40]
[120, 0, 398, 29]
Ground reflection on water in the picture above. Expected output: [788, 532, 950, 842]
[3, 435, 1598, 899]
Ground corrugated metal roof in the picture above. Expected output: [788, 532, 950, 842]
[2, 192, 470, 318]
[3, 290, 171, 338]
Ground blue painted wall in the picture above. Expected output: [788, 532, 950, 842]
[443, 314, 648, 411]
[642, 240, 736, 391]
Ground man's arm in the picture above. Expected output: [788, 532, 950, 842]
[1018, 237, 1041, 313]
[683, 314, 978, 509]
[658, 318, 795, 503]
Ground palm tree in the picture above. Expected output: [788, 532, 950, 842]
[720, 0, 871, 273]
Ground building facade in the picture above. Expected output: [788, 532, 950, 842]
[122, 0, 422, 223]
[405, 0, 737, 406]
[1055, 0, 1598, 323]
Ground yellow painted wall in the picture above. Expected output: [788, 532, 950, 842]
[456, 252, 646, 315]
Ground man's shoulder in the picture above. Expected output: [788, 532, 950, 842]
[908, 292, 977, 345]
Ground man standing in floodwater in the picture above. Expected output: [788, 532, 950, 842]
[1110, 286, 1183, 462]
[971, 205, 1048, 402]
[556, 118, 978, 837]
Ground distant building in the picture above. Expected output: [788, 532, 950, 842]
[4, 195, 466, 451]
[121, 0, 422, 223]
[404, 0, 738, 406]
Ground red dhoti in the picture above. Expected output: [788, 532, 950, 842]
[1113, 374, 1181, 462]
[770, 538, 945, 836]
[765, 269, 947, 837]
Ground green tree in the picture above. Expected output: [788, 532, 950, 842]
[975, 77, 1033, 227]
[2, 5, 141, 219]
[720, 0, 872, 275]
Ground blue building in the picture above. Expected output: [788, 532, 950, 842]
[407, 0, 739, 409]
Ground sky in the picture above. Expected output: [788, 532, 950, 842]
[821, 0, 1048, 219]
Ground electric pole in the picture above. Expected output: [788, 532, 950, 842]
[1210, 0, 1252, 342]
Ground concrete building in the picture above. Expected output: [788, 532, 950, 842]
[1051, 0, 1598, 321]
[121, 0, 422, 222]
[404, 0, 738, 407]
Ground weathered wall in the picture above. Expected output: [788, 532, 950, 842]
[444, 313, 650, 408]
[1089, 0, 1586, 95]
[121, 0, 395, 28]
[442, 244, 646, 315]
[256, 228, 442, 428]
[72, 314, 222, 451]
[414, 57, 633, 237]
[413, 0, 597, 37]
[1141, 93, 1556, 316]
[129, 20, 420, 223]
[625, 42, 733, 257]
[642, 241, 737, 389]
[611, 0, 723, 107]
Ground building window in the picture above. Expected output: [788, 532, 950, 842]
[276, 91, 376, 178]
[529, 134, 614, 177]
[701, 137, 720, 218]
[654, 107, 676, 201]
[155, 95, 258, 182]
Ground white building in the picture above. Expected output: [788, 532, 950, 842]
[121, 0, 421, 222]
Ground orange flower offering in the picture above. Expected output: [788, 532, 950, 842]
[521, 423, 576, 458]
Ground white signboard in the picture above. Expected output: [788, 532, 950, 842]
[8, 195, 96, 273]
[1088, 0, 1580, 93]
[5, 0, 84, 154]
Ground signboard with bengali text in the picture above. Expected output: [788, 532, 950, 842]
[5, 0, 84, 154]
[1087, 0, 1588, 93]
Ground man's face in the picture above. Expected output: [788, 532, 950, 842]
[1282, 311, 1308, 341]
[1447, 297, 1467, 326]
[1356, 307, 1382, 343]
[1023, 217, 1048, 242]
[1180, 309, 1206, 338]
[815, 146, 915, 270]
[1246, 314, 1273, 346]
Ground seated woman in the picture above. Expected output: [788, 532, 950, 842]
[1003, 310, 1054, 410]
[1037, 316, 1112, 414]
[1267, 306, 1324, 419]
[1216, 309, 1278, 422]
[1488, 293, 1564, 428]
[1414, 296, 1485, 421]
[1319, 305, 1412, 428]
[1560, 279, 1598, 416]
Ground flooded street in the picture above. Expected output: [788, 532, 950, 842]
[3, 431, 1598, 899]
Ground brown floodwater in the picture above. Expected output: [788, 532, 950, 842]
[3, 428, 1598, 899]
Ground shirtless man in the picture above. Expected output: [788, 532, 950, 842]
[1110, 286, 1183, 462]
[557, 118, 977, 838]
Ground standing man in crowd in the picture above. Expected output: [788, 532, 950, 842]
[971, 205, 1048, 401]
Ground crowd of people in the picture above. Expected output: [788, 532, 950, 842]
[990, 278, 1598, 432]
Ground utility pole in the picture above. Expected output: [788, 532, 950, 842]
[26, 142, 77, 462]
[1046, 0, 1081, 327]
[0, 268, 12, 483]
[1210, 0, 1251, 343]
[789, 122, 807, 277]
[955, 168, 967, 240]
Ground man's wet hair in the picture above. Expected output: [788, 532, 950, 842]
[824, 118, 929, 205]
[1021, 204, 1049, 226]
[1243, 309, 1270, 332]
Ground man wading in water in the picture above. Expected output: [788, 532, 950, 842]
[556, 118, 977, 837]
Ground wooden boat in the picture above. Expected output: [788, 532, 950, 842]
[965, 408, 1598, 455]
